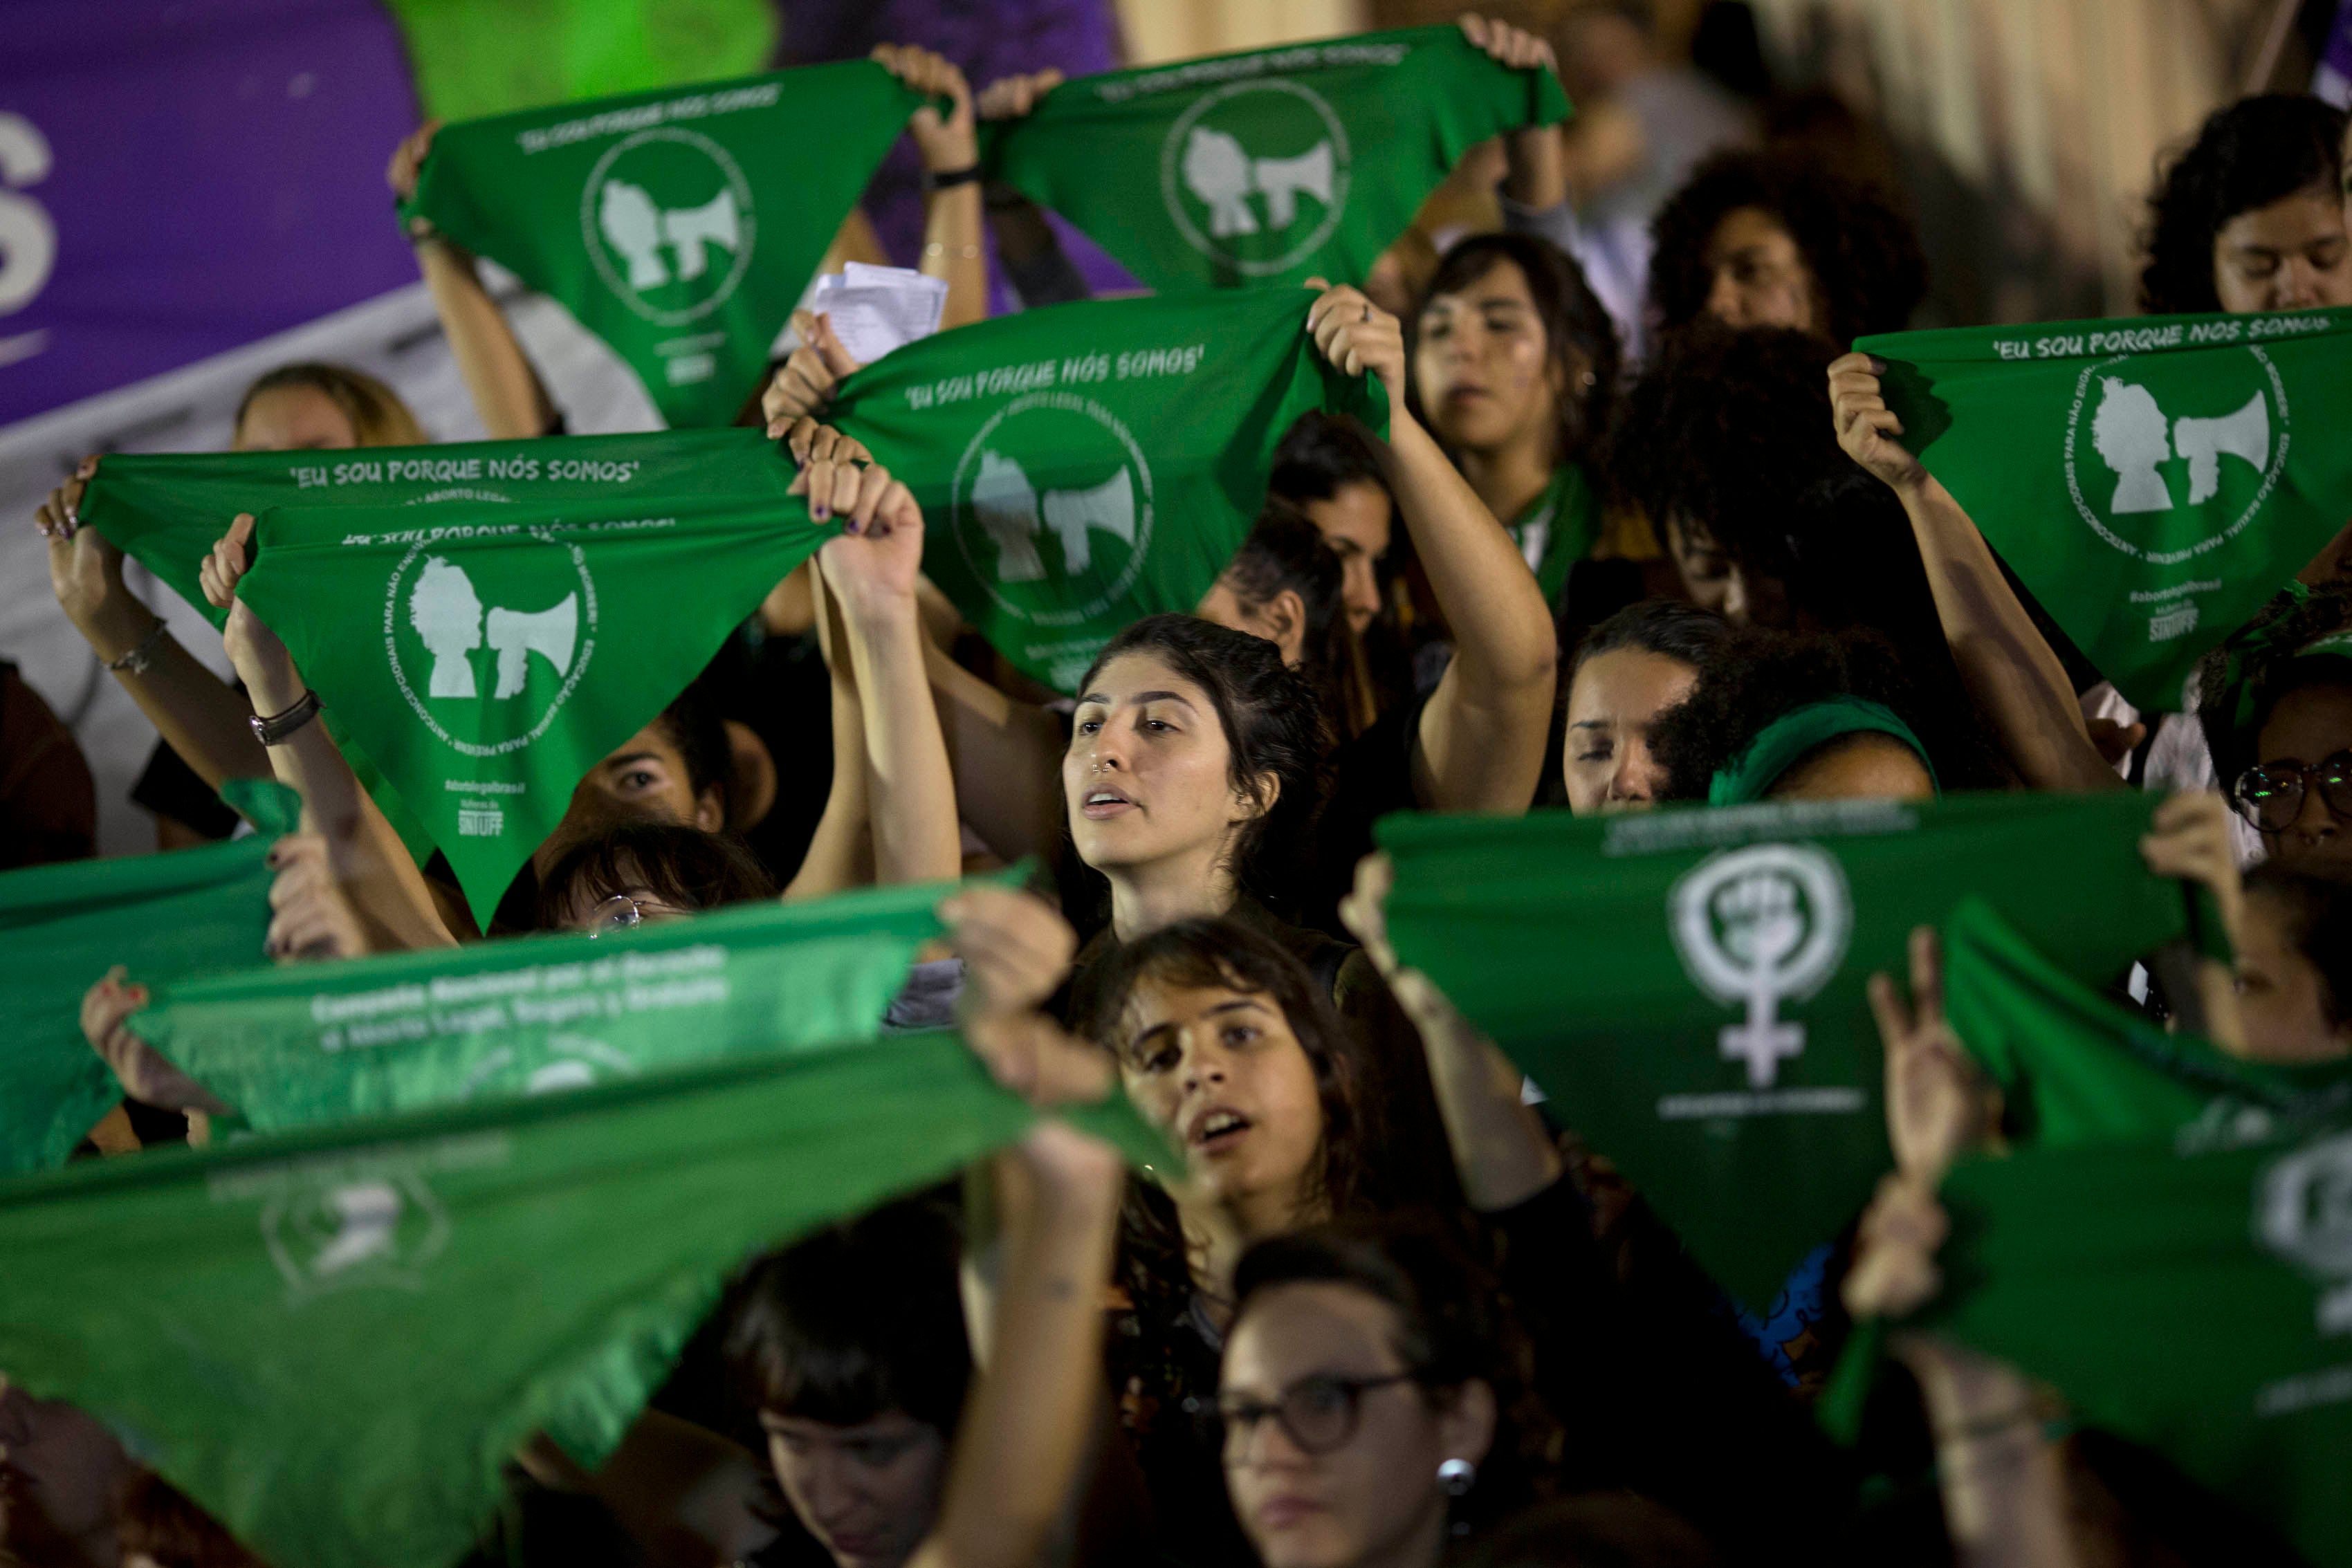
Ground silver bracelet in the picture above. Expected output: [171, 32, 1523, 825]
[104, 616, 169, 675]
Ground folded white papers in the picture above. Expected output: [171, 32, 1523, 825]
[809, 262, 950, 365]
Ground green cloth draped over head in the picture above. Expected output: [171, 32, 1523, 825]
[1707, 698, 1940, 807]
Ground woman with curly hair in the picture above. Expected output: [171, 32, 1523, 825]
[1645, 627, 1951, 804]
[1646, 149, 1927, 347]
[2140, 94, 2349, 316]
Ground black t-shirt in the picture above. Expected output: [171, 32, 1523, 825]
[1307, 687, 1431, 939]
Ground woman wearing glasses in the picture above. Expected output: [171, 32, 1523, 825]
[2205, 587, 2352, 876]
[1215, 1219, 1558, 1568]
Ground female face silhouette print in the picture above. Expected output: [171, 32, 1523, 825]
[408, 553, 579, 704]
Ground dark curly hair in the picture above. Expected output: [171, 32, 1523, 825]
[1216, 504, 1363, 742]
[1604, 322, 1848, 567]
[533, 819, 777, 929]
[2140, 95, 2348, 315]
[1075, 614, 1330, 915]
[722, 1199, 971, 1432]
[1269, 411, 1395, 510]
[1229, 1215, 1562, 1530]
[2196, 583, 2352, 793]
[1647, 149, 1927, 346]
[1408, 232, 1621, 468]
[1648, 627, 1940, 802]
[2243, 864, 2352, 1033]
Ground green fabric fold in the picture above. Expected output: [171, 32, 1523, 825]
[1706, 698, 1939, 807]
[0, 780, 300, 1174]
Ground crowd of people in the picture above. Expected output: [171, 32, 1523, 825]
[7, 10, 2352, 1568]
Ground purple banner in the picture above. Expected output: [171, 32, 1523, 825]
[0, 0, 423, 426]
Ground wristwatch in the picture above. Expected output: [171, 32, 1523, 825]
[250, 688, 322, 747]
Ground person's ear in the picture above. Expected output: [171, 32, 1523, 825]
[1232, 769, 1283, 827]
[721, 719, 775, 832]
[1435, 1377, 1498, 1475]
[1269, 589, 1307, 668]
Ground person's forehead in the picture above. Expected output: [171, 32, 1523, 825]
[1227, 1282, 1399, 1381]
[1570, 647, 1693, 717]
[1084, 652, 1205, 705]
[1427, 259, 1534, 312]
[2219, 187, 2348, 246]
[2261, 681, 2352, 755]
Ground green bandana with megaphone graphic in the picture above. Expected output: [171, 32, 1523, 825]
[129, 878, 980, 1132]
[237, 487, 828, 932]
[1918, 1123, 2352, 1566]
[1375, 793, 2202, 1310]
[0, 779, 298, 1175]
[0, 1033, 1163, 1568]
[824, 288, 1387, 693]
[1942, 895, 2352, 1150]
[399, 62, 927, 426]
[80, 432, 805, 861]
[1856, 308, 2352, 710]
[981, 27, 1570, 291]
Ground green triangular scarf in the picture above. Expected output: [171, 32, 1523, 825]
[401, 62, 927, 426]
[1857, 308, 2352, 709]
[981, 27, 1569, 290]
[827, 288, 1388, 692]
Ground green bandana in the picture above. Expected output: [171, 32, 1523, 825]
[0, 1033, 1161, 1568]
[0, 780, 298, 1174]
[1706, 699, 1939, 807]
[399, 63, 927, 426]
[826, 289, 1387, 692]
[80, 430, 798, 632]
[1376, 792, 2200, 1308]
[131, 878, 964, 1132]
[980, 28, 1569, 291]
[1921, 1124, 2352, 1566]
[1508, 462, 1599, 606]
[1856, 308, 2352, 710]
[237, 488, 828, 930]
[1943, 895, 2351, 1150]
[80, 431, 806, 865]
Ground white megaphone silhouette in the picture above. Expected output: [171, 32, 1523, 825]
[1042, 470, 1136, 576]
[1250, 142, 1334, 229]
[2173, 392, 2270, 506]
[661, 188, 741, 282]
[485, 595, 579, 699]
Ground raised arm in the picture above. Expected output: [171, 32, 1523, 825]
[38, 462, 274, 794]
[390, 123, 560, 440]
[791, 436, 963, 886]
[1458, 14, 1567, 209]
[1830, 353, 2117, 793]
[1341, 852, 1561, 1209]
[200, 517, 454, 951]
[874, 45, 989, 333]
[1306, 282, 1559, 812]
[975, 70, 1092, 310]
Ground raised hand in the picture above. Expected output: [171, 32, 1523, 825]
[1828, 351, 1929, 493]
[941, 883, 1078, 1018]
[873, 44, 977, 174]
[1458, 12, 1559, 73]
[386, 120, 442, 223]
[198, 513, 299, 705]
[762, 310, 863, 434]
[1868, 924, 1999, 1184]
[266, 832, 371, 961]
[1304, 279, 1407, 405]
[2140, 790, 2245, 944]
[1841, 1170, 1947, 1320]
[35, 456, 143, 647]
[797, 454, 925, 614]
[80, 966, 229, 1115]
[976, 68, 1065, 121]
[778, 417, 871, 470]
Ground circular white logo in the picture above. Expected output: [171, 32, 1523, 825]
[2061, 345, 2290, 567]
[263, 1168, 450, 1300]
[1159, 78, 1351, 275]
[2256, 1130, 2352, 1336]
[950, 391, 1156, 630]
[580, 126, 757, 325]
[385, 526, 597, 759]
[1669, 843, 1853, 1088]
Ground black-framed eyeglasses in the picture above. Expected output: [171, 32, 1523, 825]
[1218, 1372, 1421, 1460]
[2230, 751, 2352, 833]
